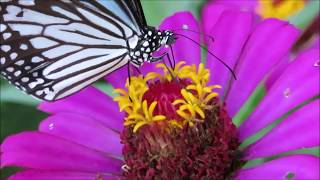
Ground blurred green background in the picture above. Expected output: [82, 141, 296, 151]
[0, 1, 204, 179]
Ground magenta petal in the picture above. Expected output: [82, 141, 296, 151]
[206, 10, 253, 96]
[9, 170, 117, 180]
[104, 66, 128, 89]
[214, 0, 258, 10]
[234, 155, 320, 180]
[238, 48, 319, 140]
[201, 3, 227, 40]
[160, 11, 201, 65]
[265, 55, 290, 90]
[39, 113, 122, 157]
[225, 19, 300, 117]
[244, 100, 319, 159]
[38, 86, 124, 132]
[1, 132, 122, 174]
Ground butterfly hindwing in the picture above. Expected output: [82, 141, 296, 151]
[0, 0, 142, 101]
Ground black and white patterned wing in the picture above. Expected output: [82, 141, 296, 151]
[0, 0, 141, 101]
[126, 0, 147, 28]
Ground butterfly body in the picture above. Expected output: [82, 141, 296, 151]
[0, 0, 176, 101]
[129, 27, 174, 67]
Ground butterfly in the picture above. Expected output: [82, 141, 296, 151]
[0, 0, 177, 101]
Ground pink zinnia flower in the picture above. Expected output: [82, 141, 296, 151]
[1, 8, 319, 180]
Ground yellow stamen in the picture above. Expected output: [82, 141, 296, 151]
[113, 61, 221, 132]
[257, 0, 305, 19]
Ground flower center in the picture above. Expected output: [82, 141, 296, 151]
[114, 62, 244, 179]
[142, 79, 188, 120]
[257, 0, 305, 19]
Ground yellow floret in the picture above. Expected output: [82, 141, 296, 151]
[257, 0, 305, 19]
[113, 61, 221, 132]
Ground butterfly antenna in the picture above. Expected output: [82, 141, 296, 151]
[173, 29, 215, 43]
[169, 45, 176, 68]
[174, 33, 237, 80]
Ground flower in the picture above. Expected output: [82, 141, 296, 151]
[1, 8, 319, 180]
[202, 0, 319, 46]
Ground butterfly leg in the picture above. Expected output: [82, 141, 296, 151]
[169, 45, 176, 68]
[149, 52, 168, 63]
[150, 53, 176, 79]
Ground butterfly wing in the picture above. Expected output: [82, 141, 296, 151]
[126, 0, 147, 28]
[0, 0, 142, 101]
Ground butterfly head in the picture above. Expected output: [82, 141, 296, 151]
[161, 30, 176, 46]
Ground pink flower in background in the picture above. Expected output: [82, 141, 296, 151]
[1, 5, 319, 180]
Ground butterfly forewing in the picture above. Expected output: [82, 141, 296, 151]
[0, 0, 142, 101]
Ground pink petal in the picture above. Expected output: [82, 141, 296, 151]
[213, 0, 258, 10]
[265, 55, 290, 90]
[201, 3, 227, 41]
[238, 48, 319, 140]
[160, 11, 201, 66]
[38, 86, 124, 132]
[225, 18, 300, 117]
[206, 10, 253, 96]
[234, 155, 320, 180]
[244, 100, 319, 159]
[104, 66, 128, 89]
[104, 65, 140, 89]
[39, 113, 122, 157]
[9, 170, 118, 180]
[1, 132, 122, 174]
[201, 1, 257, 40]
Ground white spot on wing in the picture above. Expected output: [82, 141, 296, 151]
[36, 90, 43, 96]
[15, 60, 25, 66]
[20, 44, 28, 50]
[10, 52, 18, 60]
[8, 24, 43, 36]
[14, 70, 22, 76]
[28, 78, 44, 88]
[30, 37, 58, 49]
[31, 56, 44, 63]
[0, 24, 7, 32]
[21, 77, 29, 82]
[6, 67, 14, 72]
[0, 57, 6, 64]
[1, 45, 11, 52]
[18, 0, 35, 6]
[3, 32, 11, 40]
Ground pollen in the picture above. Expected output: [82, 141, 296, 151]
[257, 0, 305, 19]
[114, 61, 221, 132]
[116, 61, 243, 179]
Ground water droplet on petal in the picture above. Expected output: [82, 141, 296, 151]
[182, 24, 189, 30]
[314, 60, 320, 67]
[283, 88, 291, 98]
[48, 123, 54, 130]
